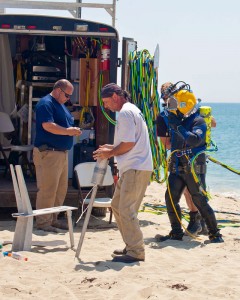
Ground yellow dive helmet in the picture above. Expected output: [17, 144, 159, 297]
[173, 89, 197, 116]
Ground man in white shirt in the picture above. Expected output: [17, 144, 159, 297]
[93, 83, 153, 263]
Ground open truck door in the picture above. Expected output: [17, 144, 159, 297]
[121, 37, 137, 91]
[120, 42, 164, 184]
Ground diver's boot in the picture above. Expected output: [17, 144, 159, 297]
[198, 218, 208, 235]
[185, 211, 202, 235]
[209, 230, 224, 243]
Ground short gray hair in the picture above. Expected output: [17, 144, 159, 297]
[53, 79, 72, 90]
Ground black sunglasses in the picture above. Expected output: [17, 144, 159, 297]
[60, 88, 71, 98]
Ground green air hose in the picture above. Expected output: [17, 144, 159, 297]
[98, 72, 116, 125]
[207, 156, 240, 176]
[190, 140, 240, 199]
[97, 49, 167, 183]
[128, 49, 167, 183]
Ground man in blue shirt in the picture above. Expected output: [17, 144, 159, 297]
[33, 79, 81, 232]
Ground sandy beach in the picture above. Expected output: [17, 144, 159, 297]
[0, 181, 239, 300]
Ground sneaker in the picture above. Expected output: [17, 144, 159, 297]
[113, 247, 127, 255]
[185, 211, 202, 235]
[155, 231, 183, 242]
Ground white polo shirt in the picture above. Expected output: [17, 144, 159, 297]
[114, 102, 153, 176]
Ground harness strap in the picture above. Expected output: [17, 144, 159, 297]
[169, 163, 206, 174]
[174, 146, 206, 157]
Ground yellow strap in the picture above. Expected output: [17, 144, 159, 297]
[79, 107, 88, 124]
[16, 61, 23, 81]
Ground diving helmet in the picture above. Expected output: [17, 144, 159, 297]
[166, 89, 197, 117]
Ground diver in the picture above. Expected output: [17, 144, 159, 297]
[156, 81, 224, 243]
[159, 83, 216, 236]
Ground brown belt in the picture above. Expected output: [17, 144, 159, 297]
[38, 145, 67, 152]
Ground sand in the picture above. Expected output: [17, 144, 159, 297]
[0, 181, 240, 299]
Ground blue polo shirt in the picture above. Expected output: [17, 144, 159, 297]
[34, 94, 74, 150]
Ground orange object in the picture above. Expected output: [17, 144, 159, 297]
[113, 174, 119, 185]
[8, 252, 28, 261]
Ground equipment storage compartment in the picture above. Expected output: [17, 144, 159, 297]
[0, 14, 120, 215]
[0, 14, 118, 149]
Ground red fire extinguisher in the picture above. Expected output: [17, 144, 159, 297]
[101, 43, 110, 71]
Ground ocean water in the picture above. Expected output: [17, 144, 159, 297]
[204, 103, 240, 199]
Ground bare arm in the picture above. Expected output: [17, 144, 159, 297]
[99, 144, 114, 150]
[42, 122, 81, 136]
[211, 116, 217, 128]
[93, 142, 135, 160]
[110, 142, 135, 156]
[160, 137, 171, 150]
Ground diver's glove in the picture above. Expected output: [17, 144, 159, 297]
[177, 125, 189, 139]
[168, 113, 189, 139]
[168, 112, 182, 130]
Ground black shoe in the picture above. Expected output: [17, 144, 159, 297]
[113, 247, 127, 255]
[210, 236, 224, 243]
[209, 232, 224, 243]
[155, 231, 183, 242]
[52, 220, 68, 230]
[185, 211, 202, 235]
[112, 254, 144, 263]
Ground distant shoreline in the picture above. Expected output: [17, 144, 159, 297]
[205, 102, 240, 104]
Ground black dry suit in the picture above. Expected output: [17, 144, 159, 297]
[161, 111, 220, 237]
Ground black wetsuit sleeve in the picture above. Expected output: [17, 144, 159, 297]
[177, 116, 207, 147]
[157, 114, 168, 137]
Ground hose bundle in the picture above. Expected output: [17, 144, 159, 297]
[128, 49, 167, 182]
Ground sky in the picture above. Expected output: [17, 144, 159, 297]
[6, 0, 240, 102]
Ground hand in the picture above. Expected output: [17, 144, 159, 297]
[93, 147, 112, 160]
[67, 127, 82, 136]
[168, 112, 182, 130]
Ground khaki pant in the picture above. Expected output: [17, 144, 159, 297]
[33, 147, 68, 228]
[111, 169, 152, 260]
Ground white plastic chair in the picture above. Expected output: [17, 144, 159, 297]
[0, 112, 34, 176]
[74, 162, 114, 224]
[10, 164, 77, 251]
